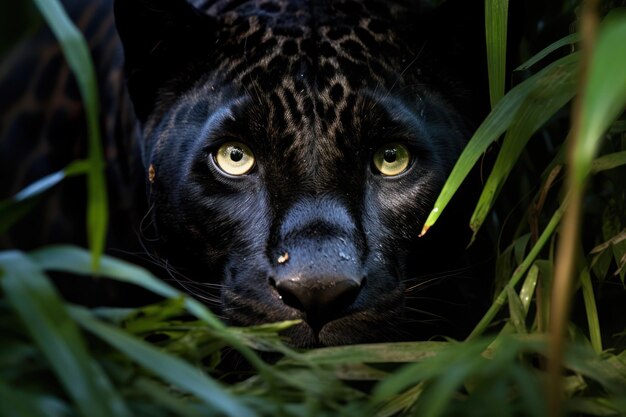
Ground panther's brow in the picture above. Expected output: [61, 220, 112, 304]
[197, 96, 248, 144]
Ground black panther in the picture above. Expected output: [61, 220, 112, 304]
[0, 0, 489, 347]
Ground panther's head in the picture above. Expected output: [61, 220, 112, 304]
[115, 0, 487, 346]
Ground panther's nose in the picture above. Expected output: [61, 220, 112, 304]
[272, 197, 365, 328]
[271, 274, 362, 322]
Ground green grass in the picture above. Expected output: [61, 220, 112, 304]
[1, 1, 626, 416]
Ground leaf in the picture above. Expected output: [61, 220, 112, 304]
[28, 245, 273, 377]
[515, 32, 581, 71]
[564, 345, 626, 395]
[421, 52, 580, 236]
[0, 160, 89, 235]
[572, 12, 626, 186]
[534, 259, 554, 331]
[294, 341, 448, 365]
[514, 233, 531, 265]
[132, 378, 206, 417]
[590, 227, 626, 282]
[485, 0, 509, 108]
[0, 251, 131, 417]
[29, 245, 225, 329]
[579, 266, 602, 353]
[506, 286, 527, 334]
[593, 230, 626, 256]
[69, 307, 257, 417]
[519, 264, 539, 313]
[468, 202, 566, 340]
[0, 381, 69, 417]
[32, 0, 108, 270]
[566, 397, 624, 416]
[469, 55, 578, 235]
[590, 248, 613, 281]
[591, 151, 626, 173]
[372, 340, 488, 402]
[372, 383, 424, 417]
[616, 252, 626, 282]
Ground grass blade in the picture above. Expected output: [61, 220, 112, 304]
[549, 11, 626, 416]
[371, 340, 488, 413]
[69, 306, 257, 417]
[0, 381, 68, 417]
[591, 150, 626, 173]
[421, 52, 580, 236]
[469, 55, 578, 235]
[31, 0, 107, 270]
[516, 33, 581, 71]
[133, 378, 207, 417]
[573, 11, 626, 186]
[0, 160, 89, 234]
[29, 245, 225, 329]
[579, 266, 602, 353]
[468, 200, 566, 340]
[0, 251, 131, 417]
[29, 245, 273, 377]
[295, 341, 447, 365]
[485, 0, 509, 108]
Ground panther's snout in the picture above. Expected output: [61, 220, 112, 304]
[271, 197, 366, 331]
[270, 271, 364, 330]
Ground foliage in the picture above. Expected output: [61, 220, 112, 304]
[1, 0, 626, 416]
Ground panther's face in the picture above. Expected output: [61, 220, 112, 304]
[115, 0, 483, 346]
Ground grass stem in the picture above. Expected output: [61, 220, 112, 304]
[547, 1, 599, 415]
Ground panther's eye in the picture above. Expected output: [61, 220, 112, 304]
[372, 143, 411, 176]
[214, 142, 255, 176]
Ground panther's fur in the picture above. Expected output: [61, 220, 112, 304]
[1, 0, 488, 347]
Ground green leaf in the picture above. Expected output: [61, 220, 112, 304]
[373, 383, 424, 417]
[29, 245, 225, 330]
[506, 286, 527, 333]
[515, 33, 580, 71]
[294, 341, 447, 365]
[573, 12, 626, 186]
[564, 345, 626, 395]
[28, 245, 273, 377]
[132, 378, 207, 417]
[32, 0, 108, 270]
[591, 151, 626, 173]
[421, 52, 580, 236]
[566, 397, 624, 416]
[0, 160, 89, 235]
[468, 201, 566, 340]
[519, 264, 539, 313]
[0, 381, 69, 417]
[372, 340, 488, 402]
[469, 55, 578, 235]
[514, 233, 531, 265]
[69, 307, 257, 417]
[579, 266, 602, 353]
[0, 251, 131, 417]
[590, 247, 613, 282]
[485, 0, 509, 108]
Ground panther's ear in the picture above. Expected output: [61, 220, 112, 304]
[114, 0, 217, 121]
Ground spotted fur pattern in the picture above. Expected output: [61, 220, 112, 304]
[1, 0, 488, 346]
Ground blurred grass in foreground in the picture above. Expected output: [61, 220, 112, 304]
[1, 0, 626, 416]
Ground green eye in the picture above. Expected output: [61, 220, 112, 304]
[215, 142, 255, 175]
[373, 143, 411, 176]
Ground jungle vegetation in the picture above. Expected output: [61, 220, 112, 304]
[1, 0, 626, 416]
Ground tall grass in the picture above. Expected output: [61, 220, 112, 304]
[1, 1, 626, 416]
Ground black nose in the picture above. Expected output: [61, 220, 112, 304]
[272, 197, 365, 329]
[271, 275, 362, 326]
